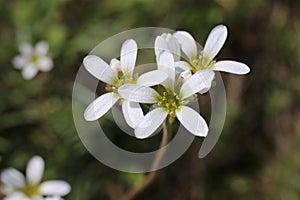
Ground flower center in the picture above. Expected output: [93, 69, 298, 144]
[106, 71, 138, 93]
[19, 183, 40, 197]
[156, 88, 182, 117]
[190, 52, 215, 73]
[30, 54, 40, 65]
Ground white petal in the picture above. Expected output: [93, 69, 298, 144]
[37, 57, 53, 72]
[173, 31, 197, 60]
[83, 55, 116, 84]
[19, 43, 33, 56]
[1, 168, 25, 188]
[120, 39, 137, 75]
[166, 34, 181, 61]
[203, 25, 228, 62]
[35, 41, 49, 55]
[122, 100, 144, 128]
[180, 69, 215, 99]
[135, 108, 168, 139]
[110, 58, 121, 72]
[12, 56, 27, 69]
[3, 192, 27, 200]
[26, 156, 44, 184]
[213, 60, 250, 74]
[118, 84, 158, 103]
[157, 51, 175, 87]
[137, 70, 168, 86]
[175, 61, 191, 72]
[84, 92, 119, 121]
[32, 197, 43, 200]
[180, 70, 192, 80]
[22, 64, 38, 80]
[198, 87, 210, 94]
[176, 106, 208, 137]
[154, 36, 168, 58]
[40, 181, 71, 196]
[155, 34, 181, 61]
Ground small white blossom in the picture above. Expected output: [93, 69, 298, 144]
[0, 156, 71, 200]
[83, 39, 167, 128]
[171, 25, 250, 92]
[118, 51, 215, 139]
[12, 41, 53, 80]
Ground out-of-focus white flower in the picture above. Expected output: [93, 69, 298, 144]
[118, 51, 215, 139]
[12, 41, 53, 80]
[44, 196, 63, 200]
[83, 39, 167, 128]
[0, 156, 71, 200]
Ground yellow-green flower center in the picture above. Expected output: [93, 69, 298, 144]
[190, 52, 215, 73]
[30, 54, 40, 65]
[19, 183, 40, 197]
[156, 88, 182, 117]
[106, 71, 138, 93]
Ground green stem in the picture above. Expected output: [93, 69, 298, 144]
[120, 122, 170, 200]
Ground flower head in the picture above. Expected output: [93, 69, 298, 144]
[83, 39, 167, 128]
[173, 25, 250, 77]
[0, 156, 71, 200]
[13, 41, 53, 80]
[118, 51, 215, 139]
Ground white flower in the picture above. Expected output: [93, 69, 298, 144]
[0, 156, 71, 200]
[12, 41, 53, 80]
[118, 51, 215, 139]
[83, 39, 167, 128]
[172, 25, 250, 81]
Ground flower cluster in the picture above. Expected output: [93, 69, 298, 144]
[0, 156, 71, 200]
[83, 25, 250, 139]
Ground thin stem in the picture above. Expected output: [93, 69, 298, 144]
[120, 123, 170, 200]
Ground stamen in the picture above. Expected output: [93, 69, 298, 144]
[106, 72, 137, 93]
[156, 88, 182, 115]
[190, 53, 216, 73]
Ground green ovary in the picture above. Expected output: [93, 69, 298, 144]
[19, 183, 40, 197]
[156, 88, 182, 117]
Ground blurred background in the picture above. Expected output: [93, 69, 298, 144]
[1, 0, 300, 199]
